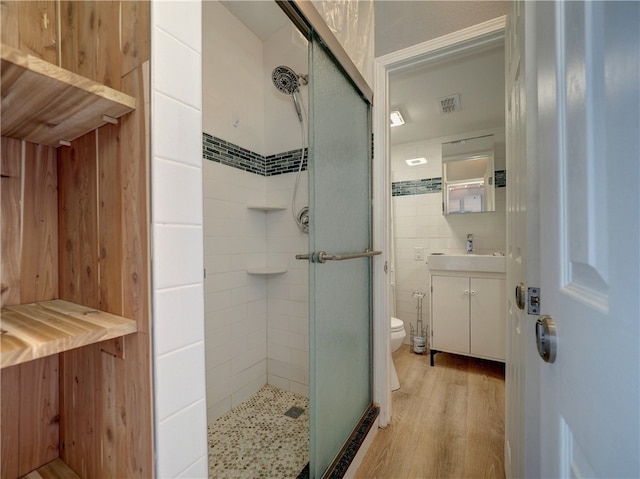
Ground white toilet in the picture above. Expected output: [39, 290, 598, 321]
[390, 317, 406, 391]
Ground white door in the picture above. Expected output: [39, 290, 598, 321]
[535, 1, 639, 477]
[505, 2, 535, 476]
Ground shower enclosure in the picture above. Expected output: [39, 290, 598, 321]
[203, 1, 376, 476]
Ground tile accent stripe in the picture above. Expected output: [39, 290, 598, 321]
[392, 170, 507, 197]
[265, 148, 308, 176]
[203, 132, 307, 177]
[392, 178, 442, 196]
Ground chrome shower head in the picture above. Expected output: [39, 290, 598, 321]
[272, 65, 300, 95]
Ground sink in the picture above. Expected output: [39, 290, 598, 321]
[427, 254, 506, 273]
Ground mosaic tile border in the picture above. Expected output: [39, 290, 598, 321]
[392, 177, 442, 197]
[203, 132, 307, 177]
[392, 170, 506, 197]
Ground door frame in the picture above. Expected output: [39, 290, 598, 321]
[373, 16, 506, 426]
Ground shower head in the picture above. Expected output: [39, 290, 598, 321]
[272, 65, 305, 123]
[272, 66, 300, 95]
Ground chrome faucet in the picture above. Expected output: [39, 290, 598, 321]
[466, 234, 473, 254]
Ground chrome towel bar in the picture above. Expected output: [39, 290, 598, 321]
[295, 249, 382, 264]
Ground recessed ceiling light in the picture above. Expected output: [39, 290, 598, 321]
[390, 110, 405, 127]
[405, 157, 428, 166]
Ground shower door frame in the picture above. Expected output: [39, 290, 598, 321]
[276, 0, 390, 473]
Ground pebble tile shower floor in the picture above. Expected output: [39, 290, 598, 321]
[208, 385, 309, 479]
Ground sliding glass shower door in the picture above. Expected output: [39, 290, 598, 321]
[308, 32, 373, 477]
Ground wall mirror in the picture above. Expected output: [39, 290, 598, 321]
[442, 134, 495, 214]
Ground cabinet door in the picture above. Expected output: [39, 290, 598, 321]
[470, 277, 506, 360]
[431, 275, 470, 354]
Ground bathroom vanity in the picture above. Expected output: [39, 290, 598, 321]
[427, 254, 506, 366]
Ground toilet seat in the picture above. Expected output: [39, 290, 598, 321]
[391, 316, 404, 332]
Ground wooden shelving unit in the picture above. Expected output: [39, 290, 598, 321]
[0, 43, 135, 148]
[1, 3, 152, 478]
[1, 300, 137, 369]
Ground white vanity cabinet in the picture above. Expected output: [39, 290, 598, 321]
[430, 270, 506, 364]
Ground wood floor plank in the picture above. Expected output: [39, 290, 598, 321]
[355, 347, 505, 479]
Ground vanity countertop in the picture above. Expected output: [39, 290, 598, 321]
[427, 253, 505, 273]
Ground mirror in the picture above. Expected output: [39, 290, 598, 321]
[442, 134, 495, 214]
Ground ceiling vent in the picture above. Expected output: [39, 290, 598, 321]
[437, 94, 461, 114]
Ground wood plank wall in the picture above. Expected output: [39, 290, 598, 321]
[1, 2, 151, 477]
[1, 138, 60, 478]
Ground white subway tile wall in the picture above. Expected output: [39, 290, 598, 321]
[151, 2, 207, 478]
[203, 157, 309, 423]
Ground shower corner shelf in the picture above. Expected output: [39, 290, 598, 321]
[246, 204, 287, 212]
[247, 266, 288, 275]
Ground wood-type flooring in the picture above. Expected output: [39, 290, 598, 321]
[355, 345, 505, 479]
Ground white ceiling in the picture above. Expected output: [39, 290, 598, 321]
[390, 45, 505, 146]
[216, 2, 506, 147]
[219, 1, 289, 41]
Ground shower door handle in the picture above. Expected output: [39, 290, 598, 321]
[295, 249, 382, 263]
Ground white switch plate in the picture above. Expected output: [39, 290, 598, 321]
[414, 247, 424, 261]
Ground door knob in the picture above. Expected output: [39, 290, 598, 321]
[535, 315, 557, 363]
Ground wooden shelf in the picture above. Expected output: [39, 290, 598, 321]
[1, 300, 137, 369]
[1, 43, 136, 148]
[247, 266, 288, 275]
[247, 204, 287, 212]
[22, 458, 81, 479]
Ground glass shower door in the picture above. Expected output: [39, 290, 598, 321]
[308, 33, 373, 477]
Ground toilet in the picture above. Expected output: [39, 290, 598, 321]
[390, 317, 406, 391]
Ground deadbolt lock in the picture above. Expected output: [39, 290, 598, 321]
[528, 287, 541, 315]
[536, 315, 557, 363]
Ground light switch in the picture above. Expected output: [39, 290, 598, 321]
[414, 247, 424, 261]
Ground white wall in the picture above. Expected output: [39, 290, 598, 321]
[202, 0, 310, 422]
[151, 1, 208, 478]
[202, 1, 265, 155]
[263, 23, 309, 155]
[203, 161, 269, 421]
[392, 128, 506, 340]
[265, 173, 309, 397]
[374, 1, 509, 57]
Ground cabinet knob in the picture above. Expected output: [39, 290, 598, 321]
[465, 289, 470, 295]
[470, 290, 476, 295]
